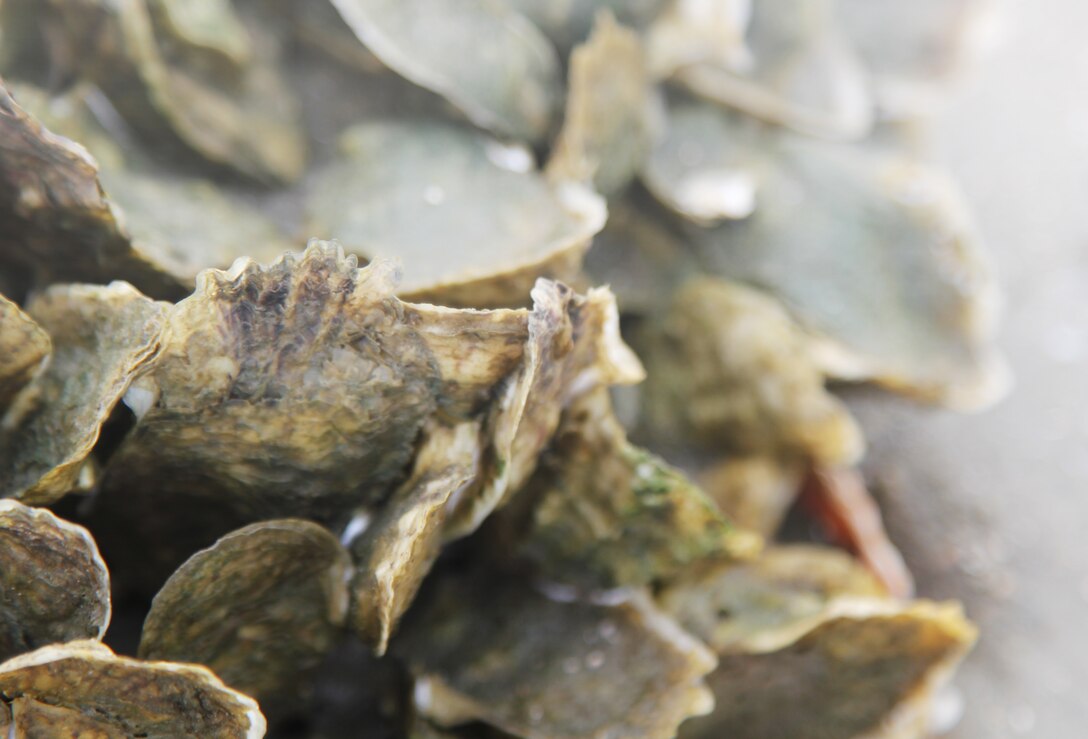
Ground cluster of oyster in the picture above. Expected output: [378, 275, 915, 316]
[0, 0, 1004, 737]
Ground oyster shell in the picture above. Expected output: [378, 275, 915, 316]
[0, 640, 265, 737]
[646, 0, 751, 78]
[519, 388, 760, 590]
[330, 0, 561, 142]
[0, 293, 49, 411]
[688, 133, 1009, 409]
[675, 0, 874, 141]
[640, 99, 763, 223]
[139, 520, 351, 708]
[307, 121, 605, 308]
[0, 281, 166, 503]
[394, 569, 716, 739]
[0, 501, 111, 663]
[677, 602, 977, 739]
[695, 454, 803, 539]
[32, 0, 305, 183]
[635, 277, 864, 465]
[347, 420, 480, 654]
[504, 0, 668, 51]
[547, 11, 652, 196]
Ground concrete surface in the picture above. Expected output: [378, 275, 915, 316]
[848, 1, 1088, 736]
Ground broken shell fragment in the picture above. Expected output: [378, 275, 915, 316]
[138, 519, 351, 708]
[635, 277, 864, 465]
[677, 602, 977, 739]
[307, 122, 606, 308]
[0, 281, 166, 503]
[0, 501, 111, 663]
[0, 640, 265, 738]
[547, 12, 652, 196]
[519, 389, 759, 590]
[0, 293, 49, 411]
[688, 136, 1008, 410]
[395, 569, 716, 739]
[330, 0, 561, 142]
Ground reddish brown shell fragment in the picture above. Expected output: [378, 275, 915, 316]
[139, 519, 351, 708]
[395, 570, 716, 739]
[0, 640, 265, 738]
[0, 500, 111, 663]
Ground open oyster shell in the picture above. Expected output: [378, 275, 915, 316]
[394, 569, 716, 739]
[31, 0, 305, 183]
[0, 501, 111, 663]
[139, 519, 351, 708]
[307, 121, 606, 308]
[0, 293, 49, 411]
[0, 640, 265, 737]
[547, 11, 652, 197]
[330, 0, 561, 143]
[518, 388, 760, 591]
[0, 281, 166, 503]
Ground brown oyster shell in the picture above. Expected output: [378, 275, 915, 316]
[0, 293, 49, 411]
[139, 519, 351, 708]
[394, 569, 716, 739]
[0, 500, 111, 663]
[0, 281, 166, 503]
[0, 640, 265, 738]
[518, 388, 760, 591]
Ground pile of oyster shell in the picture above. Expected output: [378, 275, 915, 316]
[0, 0, 1005, 737]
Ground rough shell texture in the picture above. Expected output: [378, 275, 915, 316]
[0, 292, 49, 411]
[0, 640, 265, 738]
[0, 281, 166, 503]
[139, 519, 351, 708]
[395, 569, 716, 739]
[519, 388, 760, 590]
[678, 602, 977, 739]
[0, 500, 111, 663]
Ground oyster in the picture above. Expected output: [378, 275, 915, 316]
[0, 501, 111, 662]
[307, 121, 605, 308]
[518, 388, 760, 590]
[674, 0, 874, 141]
[0, 281, 166, 503]
[394, 569, 716, 739]
[640, 99, 763, 223]
[0, 640, 265, 737]
[330, 0, 561, 142]
[0, 293, 49, 410]
[505, 0, 668, 51]
[0, 82, 292, 298]
[347, 420, 479, 654]
[635, 277, 864, 465]
[687, 133, 1008, 409]
[139, 520, 351, 707]
[29, 0, 305, 183]
[695, 454, 803, 539]
[547, 12, 652, 196]
[677, 602, 977, 739]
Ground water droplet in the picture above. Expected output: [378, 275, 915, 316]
[562, 657, 581, 675]
[486, 141, 534, 172]
[585, 650, 605, 670]
[598, 620, 619, 643]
